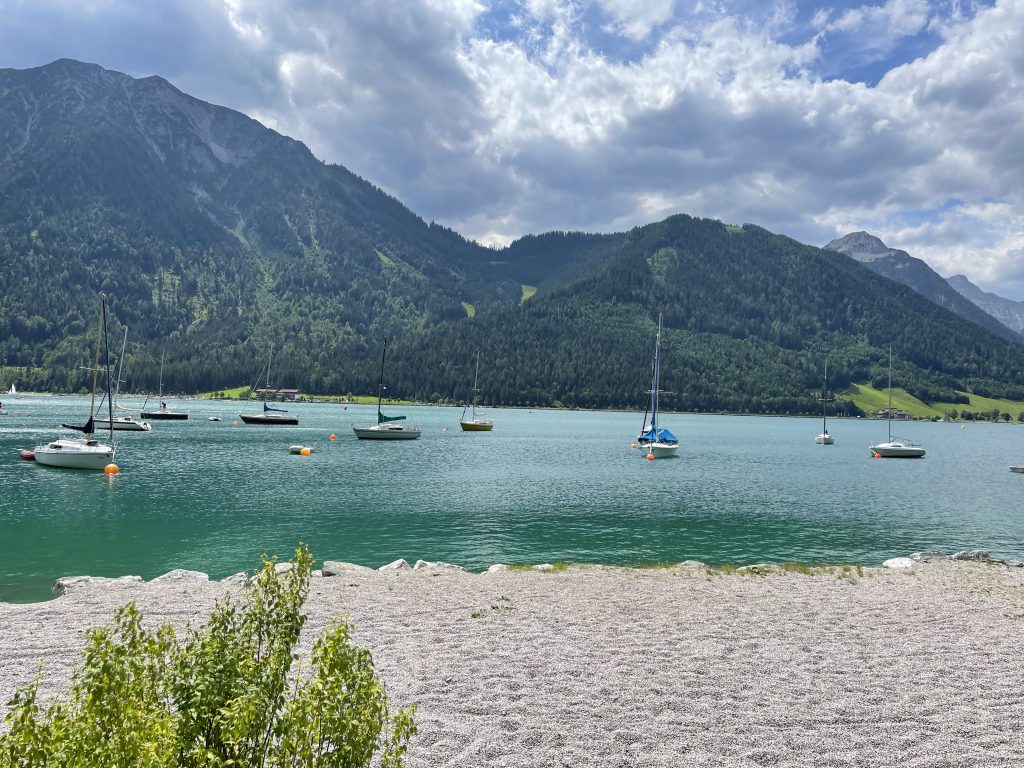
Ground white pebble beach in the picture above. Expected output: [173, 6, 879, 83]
[1, 560, 1022, 767]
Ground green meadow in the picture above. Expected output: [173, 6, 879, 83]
[846, 383, 1024, 420]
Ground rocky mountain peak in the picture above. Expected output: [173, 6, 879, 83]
[823, 231, 905, 263]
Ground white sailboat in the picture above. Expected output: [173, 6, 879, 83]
[7, 383, 15, 395]
[353, 338, 421, 440]
[94, 327, 151, 432]
[459, 350, 493, 431]
[815, 359, 835, 445]
[870, 348, 925, 458]
[636, 314, 679, 459]
[31, 297, 116, 470]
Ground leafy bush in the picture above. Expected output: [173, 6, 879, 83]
[0, 546, 415, 767]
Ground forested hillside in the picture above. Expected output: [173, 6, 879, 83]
[399, 217, 1024, 412]
[2, 60, 1024, 414]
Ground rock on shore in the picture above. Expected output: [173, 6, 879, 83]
[2, 560, 1023, 766]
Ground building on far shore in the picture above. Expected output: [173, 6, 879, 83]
[874, 407, 912, 420]
[253, 387, 300, 401]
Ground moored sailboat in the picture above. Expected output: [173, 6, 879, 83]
[353, 338, 421, 440]
[31, 297, 117, 470]
[815, 359, 835, 445]
[636, 314, 678, 459]
[459, 350, 493, 431]
[239, 346, 299, 425]
[141, 352, 188, 420]
[870, 348, 925, 458]
[94, 327, 151, 432]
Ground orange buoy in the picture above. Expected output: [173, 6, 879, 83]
[646, 453, 655, 461]
[873, 453, 881, 459]
[104, 463, 119, 475]
[329, 434, 337, 441]
[630, 443, 638, 449]
[299, 447, 311, 456]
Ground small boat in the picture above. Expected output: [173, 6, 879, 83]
[19, 449, 35, 461]
[31, 297, 117, 470]
[94, 328, 152, 432]
[208, 416, 222, 422]
[353, 338, 421, 440]
[636, 314, 678, 459]
[239, 346, 299, 426]
[140, 352, 189, 420]
[289, 444, 313, 454]
[1010, 466, 1024, 474]
[7, 383, 16, 395]
[870, 349, 925, 458]
[460, 351, 493, 431]
[815, 358, 835, 444]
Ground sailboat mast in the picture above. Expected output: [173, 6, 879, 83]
[114, 327, 128, 406]
[265, 345, 273, 410]
[651, 314, 663, 430]
[472, 349, 481, 417]
[822, 359, 828, 434]
[157, 351, 165, 401]
[377, 338, 388, 414]
[887, 347, 893, 442]
[101, 298, 114, 443]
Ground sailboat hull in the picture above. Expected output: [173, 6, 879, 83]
[353, 424, 421, 439]
[141, 410, 188, 420]
[33, 439, 114, 470]
[459, 420, 493, 431]
[240, 413, 299, 425]
[870, 440, 925, 458]
[815, 433, 835, 445]
[95, 417, 152, 431]
[646, 442, 679, 459]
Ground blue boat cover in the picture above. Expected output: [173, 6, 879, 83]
[639, 426, 677, 443]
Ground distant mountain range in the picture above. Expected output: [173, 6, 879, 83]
[3, 59, 1024, 413]
[946, 274, 1024, 336]
[823, 232, 1023, 342]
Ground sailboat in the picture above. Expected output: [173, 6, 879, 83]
[94, 328, 151, 431]
[870, 348, 925, 458]
[459, 350, 493, 431]
[7, 383, 15, 395]
[353, 338, 421, 440]
[636, 314, 679, 459]
[141, 352, 188, 420]
[30, 297, 116, 470]
[815, 359, 835, 445]
[239, 346, 299, 425]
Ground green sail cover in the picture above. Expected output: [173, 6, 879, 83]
[377, 411, 407, 423]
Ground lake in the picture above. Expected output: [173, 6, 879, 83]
[1, 396, 1022, 602]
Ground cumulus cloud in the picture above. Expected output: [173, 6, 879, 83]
[0, 0, 1021, 297]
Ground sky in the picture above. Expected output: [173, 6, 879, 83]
[2, 0, 1023, 299]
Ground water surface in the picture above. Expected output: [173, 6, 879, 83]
[2, 396, 1022, 601]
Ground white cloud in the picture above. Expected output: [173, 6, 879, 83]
[596, 0, 675, 41]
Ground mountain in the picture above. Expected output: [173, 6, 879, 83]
[398, 217, 1024, 411]
[823, 232, 1021, 342]
[946, 274, 1024, 336]
[0, 59, 518, 394]
[3, 60, 1024, 413]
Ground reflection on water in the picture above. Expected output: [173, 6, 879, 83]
[1, 396, 1022, 601]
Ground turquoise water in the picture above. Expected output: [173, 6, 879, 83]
[2, 396, 1022, 602]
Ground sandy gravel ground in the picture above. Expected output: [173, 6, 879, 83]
[1, 561, 1023, 767]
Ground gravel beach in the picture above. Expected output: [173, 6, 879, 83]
[1, 560, 1022, 767]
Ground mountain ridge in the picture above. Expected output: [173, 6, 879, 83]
[822, 232, 1021, 342]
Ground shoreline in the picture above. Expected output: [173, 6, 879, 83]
[2, 557, 1022, 765]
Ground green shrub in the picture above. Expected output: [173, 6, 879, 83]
[0, 546, 415, 767]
